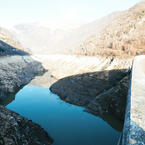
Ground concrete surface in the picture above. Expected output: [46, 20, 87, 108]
[122, 55, 145, 145]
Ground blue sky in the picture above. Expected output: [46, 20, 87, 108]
[0, 0, 141, 27]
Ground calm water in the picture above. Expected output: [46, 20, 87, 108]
[6, 86, 120, 145]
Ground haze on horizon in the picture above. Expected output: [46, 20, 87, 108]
[0, 0, 141, 29]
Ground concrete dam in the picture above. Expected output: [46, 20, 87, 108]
[121, 55, 145, 145]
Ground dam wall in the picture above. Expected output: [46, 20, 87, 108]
[122, 55, 145, 145]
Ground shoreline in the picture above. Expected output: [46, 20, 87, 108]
[0, 55, 53, 145]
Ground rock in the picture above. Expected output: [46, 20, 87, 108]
[87, 74, 130, 121]
[50, 68, 131, 121]
[0, 105, 53, 145]
[0, 55, 46, 101]
[0, 27, 53, 144]
[0, 55, 54, 145]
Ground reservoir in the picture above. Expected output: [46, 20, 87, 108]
[6, 85, 121, 145]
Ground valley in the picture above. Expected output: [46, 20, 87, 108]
[0, 1, 145, 145]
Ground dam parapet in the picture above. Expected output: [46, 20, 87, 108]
[122, 55, 145, 145]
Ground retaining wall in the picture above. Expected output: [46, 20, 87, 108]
[122, 55, 145, 145]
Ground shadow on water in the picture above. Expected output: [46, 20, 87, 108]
[0, 87, 123, 132]
[50, 68, 131, 131]
[0, 68, 131, 133]
[86, 110, 124, 131]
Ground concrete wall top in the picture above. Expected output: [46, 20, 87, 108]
[122, 55, 145, 145]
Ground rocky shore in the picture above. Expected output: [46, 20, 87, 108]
[0, 105, 53, 145]
[36, 55, 133, 123]
[50, 68, 131, 121]
[0, 55, 45, 101]
[33, 54, 133, 122]
[0, 55, 53, 145]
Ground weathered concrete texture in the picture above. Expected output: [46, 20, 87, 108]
[0, 55, 45, 101]
[122, 55, 145, 145]
[0, 105, 53, 145]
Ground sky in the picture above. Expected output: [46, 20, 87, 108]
[0, 0, 142, 28]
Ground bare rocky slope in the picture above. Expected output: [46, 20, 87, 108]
[48, 56, 132, 122]
[74, 1, 145, 57]
[32, 54, 132, 129]
[0, 56, 45, 101]
[0, 27, 53, 144]
[50, 1, 145, 125]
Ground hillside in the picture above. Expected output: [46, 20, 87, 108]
[12, 12, 120, 54]
[0, 27, 29, 55]
[12, 23, 68, 54]
[57, 12, 120, 53]
[74, 1, 145, 57]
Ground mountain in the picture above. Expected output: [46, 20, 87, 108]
[12, 23, 68, 54]
[56, 12, 121, 53]
[0, 27, 29, 55]
[74, 1, 145, 57]
[12, 12, 120, 54]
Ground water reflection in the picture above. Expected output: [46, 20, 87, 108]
[5, 86, 121, 145]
